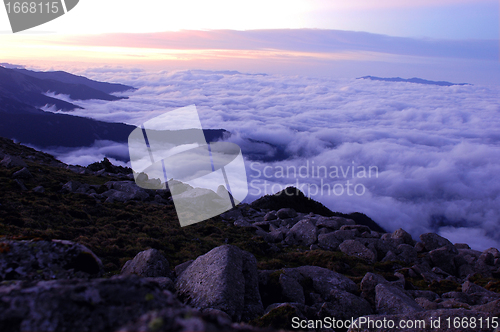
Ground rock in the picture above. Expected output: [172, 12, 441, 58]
[279, 271, 305, 304]
[145, 277, 175, 292]
[0, 276, 213, 332]
[293, 265, 357, 296]
[339, 239, 377, 264]
[264, 211, 278, 221]
[428, 246, 458, 275]
[62, 180, 82, 193]
[360, 272, 388, 303]
[317, 230, 357, 251]
[316, 216, 355, 229]
[375, 238, 398, 258]
[0, 239, 103, 281]
[441, 291, 473, 305]
[175, 245, 263, 321]
[455, 243, 470, 249]
[14, 179, 27, 191]
[415, 297, 439, 310]
[105, 181, 151, 201]
[256, 303, 307, 330]
[12, 167, 32, 179]
[340, 224, 371, 233]
[419, 232, 453, 251]
[395, 244, 417, 264]
[317, 290, 373, 321]
[348, 309, 493, 332]
[391, 228, 414, 245]
[462, 280, 496, 296]
[175, 260, 193, 278]
[233, 219, 254, 228]
[0, 155, 27, 168]
[269, 266, 357, 306]
[407, 290, 440, 302]
[375, 283, 423, 315]
[220, 208, 243, 221]
[276, 208, 297, 219]
[473, 299, 500, 315]
[479, 247, 500, 266]
[118, 305, 240, 332]
[262, 229, 284, 243]
[284, 219, 317, 246]
[32, 185, 45, 193]
[121, 249, 173, 279]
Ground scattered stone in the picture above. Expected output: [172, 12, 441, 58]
[276, 208, 297, 219]
[62, 180, 82, 193]
[419, 233, 453, 251]
[0, 239, 103, 281]
[12, 167, 32, 179]
[375, 283, 423, 315]
[175, 245, 263, 321]
[361, 272, 388, 303]
[391, 228, 414, 245]
[317, 290, 373, 321]
[339, 239, 377, 264]
[122, 249, 173, 279]
[428, 246, 458, 275]
[14, 179, 27, 191]
[0, 276, 199, 332]
[32, 185, 45, 193]
[0, 155, 27, 168]
[284, 219, 317, 246]
[264, 211, 277, 221]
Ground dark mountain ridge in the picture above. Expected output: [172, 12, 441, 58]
[0, 66, 134, 111]
[12, 68, 134, 94]
[358, 76, 471, 86]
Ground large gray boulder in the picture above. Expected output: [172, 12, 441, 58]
[293, 265, 357, 297]
[428, 245, 458, 275]
[284, 219, 317, 246]
[276, 208, 297, 219]
[375, 283, 423, 315]
[0, 275, 227, 332]
[391, 228, 414, 245]
[318, 229, 357, 251]
[339, 240, 377, 264]
[317, 289, 373, 321]
[0, 155, 27, 168]
[360, 272, 388, 303]
[104, 181, 150, 201]
[0, 239, 103, 281]
[121, 249, 173, 279]
[175, 245, 263, 321]
[316, 216, 355, 230]
[419, 233, 453, 251]
[12, 167, 33, 180]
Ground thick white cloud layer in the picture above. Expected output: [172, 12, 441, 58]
[45, 68, 500, 250]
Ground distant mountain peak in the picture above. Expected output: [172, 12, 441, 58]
[358, 76, 471, 87]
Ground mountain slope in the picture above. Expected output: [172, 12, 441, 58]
[13, 68, 134, 94]
[0, 66, 132, 111]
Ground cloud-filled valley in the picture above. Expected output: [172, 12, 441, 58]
[43, 68, 500, 250]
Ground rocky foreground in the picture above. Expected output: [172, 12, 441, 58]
[1, 137, 500, 331]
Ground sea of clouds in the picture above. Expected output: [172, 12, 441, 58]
[43, 68, 500, 250]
